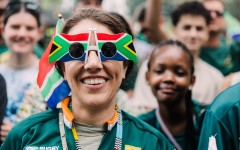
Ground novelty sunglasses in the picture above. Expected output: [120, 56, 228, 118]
[6, 1, 40, 14]
[208, 10, 224, 17]
[49, 29, 137, 63]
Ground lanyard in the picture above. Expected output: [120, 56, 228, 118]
[155, 108, 182, 150]
[59, 109, 123, 150]
[59, 110, 68, 150]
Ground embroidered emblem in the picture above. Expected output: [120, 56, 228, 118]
[24, 147, 38, 150]
[24, 146, 60, 150]
[208, 134, 218, 150]
[125, 145, 141, 150]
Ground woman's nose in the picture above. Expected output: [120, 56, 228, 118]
[84, 50, 103, 72]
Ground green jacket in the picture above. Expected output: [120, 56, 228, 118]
[0, 44, 44, 59]
[1, 109, 174, 150]
[200, 37, 240, 76]
[198, 83, 240, 150]
[0, 44, 8, 55]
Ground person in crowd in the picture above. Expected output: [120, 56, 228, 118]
[0, 0, 44, 64]
[198, 82, 240, 150]
[171, 1, 224, 104]
[73, 0, 103, 14]
[0, 1, 46, 141]
[220, 70, 240, 91]
[200, 0, 240, 76]
[133, 1, 167, 68]
[0, 74, 7, 145]
[1, 8, 174, 149]
[0, 0, 9, 63]
[132, 1, 224, 112]
[138, 39, 206, 150]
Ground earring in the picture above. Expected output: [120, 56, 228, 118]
[188, 86, 192, 90]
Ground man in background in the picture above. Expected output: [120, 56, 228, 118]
[200, 0, 240, 76]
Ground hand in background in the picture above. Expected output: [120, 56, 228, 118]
[0, 119, 13, 141]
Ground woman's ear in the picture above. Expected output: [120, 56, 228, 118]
[122, 66, 127, 79]
[122, 61, 130, 79]
[61, 63, 66, 79]
[36, 26, 44, 42]
[57, 62, 66, 79]
[146, 71, 150, 85]
[1, 24, 5, 38]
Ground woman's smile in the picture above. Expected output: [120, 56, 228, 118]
[81, 76, 108, 89]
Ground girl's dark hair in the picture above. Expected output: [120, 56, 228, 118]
[3, 1, 41, 27]
[147, 39, 194, 75]
[185, 90, 197, 150]
[147, 39, 196, 150]
[57, 8, 135, 77]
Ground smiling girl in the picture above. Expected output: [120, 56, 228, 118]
[139, 39, 206, 150]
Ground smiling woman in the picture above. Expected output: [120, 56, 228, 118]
[0, 8, 174, 150]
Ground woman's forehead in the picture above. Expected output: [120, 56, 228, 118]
[6, 11, 38, 26]
[67, 19, 113, 35]
[154, 46, 189, 60]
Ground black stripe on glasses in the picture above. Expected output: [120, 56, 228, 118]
[208, 10, 224, 17]
[68, 42, 117, 59]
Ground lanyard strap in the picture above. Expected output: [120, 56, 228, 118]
[59, 110, 68, 150]
[59, 109, 123, 150]
[155, 108, 182, 150]
[114, 108, 123, 150]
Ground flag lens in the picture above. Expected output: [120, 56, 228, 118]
[69, 42, 85, 58]
[101, 42, 117, 58]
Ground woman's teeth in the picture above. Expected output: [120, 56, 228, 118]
[83, 78, 106, 85]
